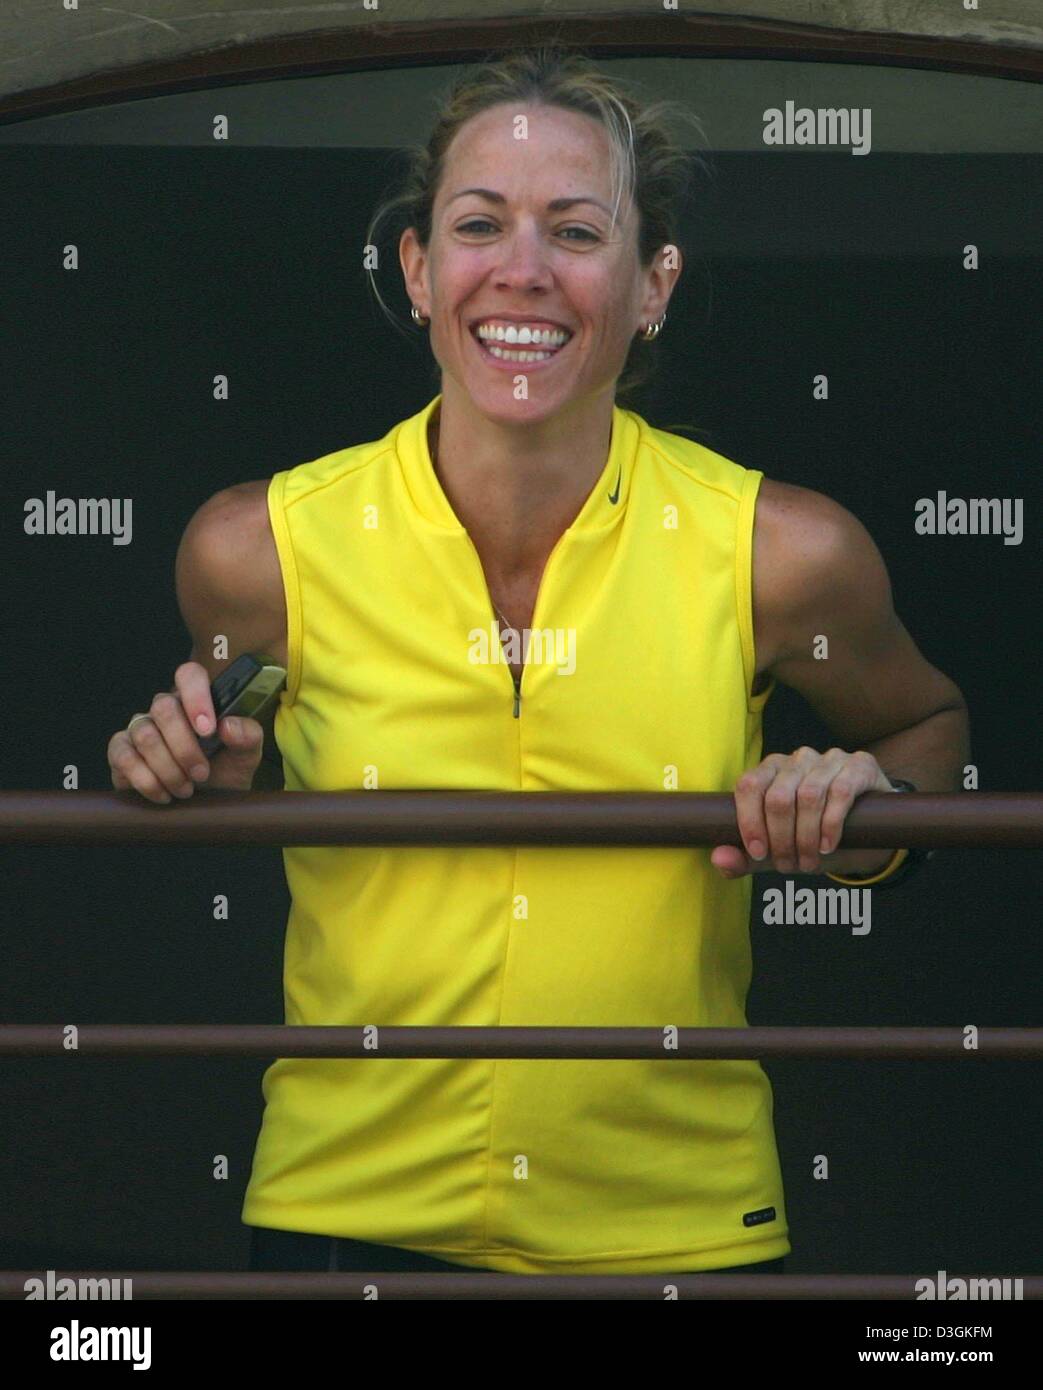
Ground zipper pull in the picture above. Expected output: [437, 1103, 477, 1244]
[512, 675, 521, 718]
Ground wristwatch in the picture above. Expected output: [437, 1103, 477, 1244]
[875, 777, 935, 890]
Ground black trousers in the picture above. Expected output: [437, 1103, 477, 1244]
[249, 1225, 786, 1275]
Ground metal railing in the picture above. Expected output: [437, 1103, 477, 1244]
[2, 789, 1040, 847]
[3, 1271, 1039, 1300]
[4, 786, 1039, 1298]
[2, 1025, 1040, 1059]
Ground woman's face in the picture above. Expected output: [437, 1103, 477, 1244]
[400, 101, 677, 424]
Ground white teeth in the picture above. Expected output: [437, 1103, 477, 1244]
[484, 345, 555, 362]
[475, 323, 570, 347]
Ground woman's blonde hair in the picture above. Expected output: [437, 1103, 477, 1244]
[364, 40, 710, 403]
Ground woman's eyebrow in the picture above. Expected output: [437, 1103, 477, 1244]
[446, 187, 611, 215]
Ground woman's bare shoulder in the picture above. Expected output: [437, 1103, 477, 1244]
[756, 478, 862, 683]
[755, 475, 847, 528]
[753, 476, 868, 572]
[176, 478, 287, 669]
[751, 477, 881, 677]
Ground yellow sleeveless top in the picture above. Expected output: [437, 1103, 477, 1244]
[241, 393, 789, 1273]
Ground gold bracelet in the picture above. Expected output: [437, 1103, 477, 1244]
[825, 848, 909, 887]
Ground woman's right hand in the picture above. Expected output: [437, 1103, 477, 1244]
[108, 660, 266, 803]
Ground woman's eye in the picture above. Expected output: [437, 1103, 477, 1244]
[457, 220, 598, 242]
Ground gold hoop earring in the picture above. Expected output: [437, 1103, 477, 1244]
[641, 313, 666, 342]
[411, 305, 430, 327]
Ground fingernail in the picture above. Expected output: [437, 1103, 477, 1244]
[820, 837, 831, 854]
[749, 839, 766, 860]
[195, 714, 212, 734]
[226, 717, 241, 735]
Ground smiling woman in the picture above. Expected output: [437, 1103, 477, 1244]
[197, 40, 972, 1278]
[0, 0, 1035, 1309]
[93, 40, 968, 1279]
[366, 46, 705, 407]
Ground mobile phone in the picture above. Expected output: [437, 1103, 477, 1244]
[197, 653, 287, 758]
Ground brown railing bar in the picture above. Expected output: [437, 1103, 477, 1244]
[0, 1270, 1039, 1300]
[1, 791, 1040, 848]
[1, 1026, 1039, 1060]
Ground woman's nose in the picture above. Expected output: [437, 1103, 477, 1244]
[493, 225, 554, 281]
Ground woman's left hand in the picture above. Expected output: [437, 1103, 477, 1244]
[711, 746, 894, 879]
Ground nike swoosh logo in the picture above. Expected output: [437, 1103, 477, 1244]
[608, 467, 621, 504]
